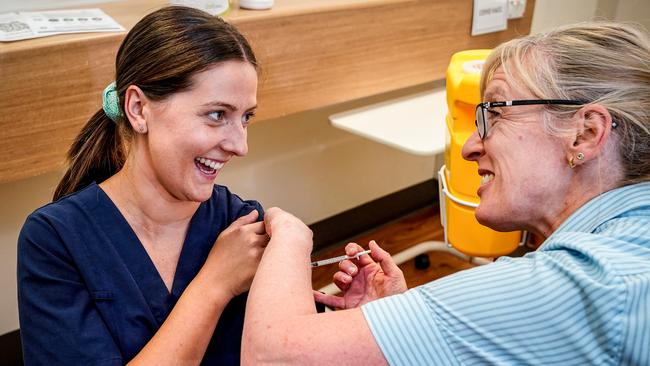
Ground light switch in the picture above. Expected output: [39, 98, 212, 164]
[471, 0, 508, 36]
[507, 0, 526, 19]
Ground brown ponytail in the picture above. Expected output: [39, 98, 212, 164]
[53, 110, 125, 200]
[53, 6, 257, 201]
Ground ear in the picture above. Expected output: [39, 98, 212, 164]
[124, 85, 149, 134]
[567, 104, 614, 167]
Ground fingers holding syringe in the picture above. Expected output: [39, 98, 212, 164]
[368, 240, 402, 277]
[333, 270, 354, 292]
[337, 257, 358, 278]
[335, 242, 374, 282]
[344, 242, 374, 266]
[313, 290, 345, 309]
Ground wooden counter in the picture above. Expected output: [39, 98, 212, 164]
[0, 0, 535, 183]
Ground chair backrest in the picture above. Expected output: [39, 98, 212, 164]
[0, 329, 23, 366]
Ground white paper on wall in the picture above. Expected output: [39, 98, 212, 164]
[471, 0, 508, 36]
[0, 8, 124, 42]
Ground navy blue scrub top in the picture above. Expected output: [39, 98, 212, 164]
[17, 182, 263, 365]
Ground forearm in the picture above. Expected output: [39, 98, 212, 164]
[128, 270, 232, 365]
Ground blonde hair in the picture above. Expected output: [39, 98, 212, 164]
[481, 22, 650, 185]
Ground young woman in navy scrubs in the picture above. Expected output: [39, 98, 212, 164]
[17, 6, 267, 365]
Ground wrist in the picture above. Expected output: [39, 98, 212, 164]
[192, 268, 235, 306]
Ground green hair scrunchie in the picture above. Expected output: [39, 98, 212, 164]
[102, 82, 123, 122]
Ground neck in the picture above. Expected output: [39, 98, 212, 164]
[530, 192, 595, 239]
[100, 154, 199, 231]
[531, 158, 622, 240]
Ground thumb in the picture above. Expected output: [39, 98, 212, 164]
[369, 240, 401, 277]
[231, 209, 259, 227]
[313, 290, 345, 309]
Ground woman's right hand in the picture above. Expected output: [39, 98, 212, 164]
[202, 210, 269, 299]
[313, 240, 407, 309]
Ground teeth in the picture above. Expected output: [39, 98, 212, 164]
[195, 157, 224, 170]
[480, 174, 494, 185]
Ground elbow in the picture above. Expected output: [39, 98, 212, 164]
[242, 322, 298, 365]
[241, 330, 267, 365]
[241, 322, 275, 365]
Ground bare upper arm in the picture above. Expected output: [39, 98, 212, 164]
[243, 307, 387, 366]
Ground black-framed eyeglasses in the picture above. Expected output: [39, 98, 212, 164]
[475, 99, 584, 140]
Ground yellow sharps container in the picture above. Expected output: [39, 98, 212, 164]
[438, 50, 520, 257]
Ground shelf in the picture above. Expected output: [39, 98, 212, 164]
[330, 88, 447, 156]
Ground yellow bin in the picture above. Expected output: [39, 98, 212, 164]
[438, 50, 520, 257]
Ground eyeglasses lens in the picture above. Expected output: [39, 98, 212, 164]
[476, 105, 486, 139]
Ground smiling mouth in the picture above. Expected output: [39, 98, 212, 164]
[195, 157, 224, 175]
[480, 173, 495, 186]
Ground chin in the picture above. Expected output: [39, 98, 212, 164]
[184, 184, 214, 203]
[196, 187, 214, 202]
[475, 206, 519, 232]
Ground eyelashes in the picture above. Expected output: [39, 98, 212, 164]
[208, 110, 226, 123]
[207, 110, 256, 127]
[242, 112, 255, 126]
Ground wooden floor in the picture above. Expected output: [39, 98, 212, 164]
[311, 205, 476, 291]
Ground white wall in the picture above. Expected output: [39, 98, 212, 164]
[614, 0, 650, 31]
[2, 0, 650, 336]
[531, 0, 600, 34]
[531, 0, 650, 34]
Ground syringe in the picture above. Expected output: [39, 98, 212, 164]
[310, 250, 371, 268]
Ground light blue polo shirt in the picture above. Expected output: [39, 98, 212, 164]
[362, 182, 650, 365]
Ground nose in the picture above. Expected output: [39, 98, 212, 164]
[220, 123, 249, 157]
[461, 131, 484, 162]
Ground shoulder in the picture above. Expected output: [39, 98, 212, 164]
[543, 215, 650, 278]
[19, 184, 100, 252]
[211, 184, 264, 220]
[537, 183, 650, 277]
[27, 183, 100, 223]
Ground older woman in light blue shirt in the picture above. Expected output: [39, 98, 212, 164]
[242, 21, 650, 365]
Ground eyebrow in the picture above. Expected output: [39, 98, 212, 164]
[201, 101, 258, 112]
[483, 86, 507, 101]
